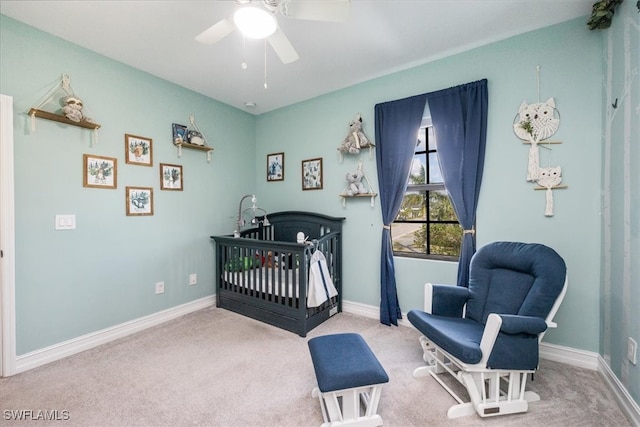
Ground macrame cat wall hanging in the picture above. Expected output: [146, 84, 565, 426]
[513, 97, 560, 181]
[513, 92, 565, 216]
[536, 166, 562, 217]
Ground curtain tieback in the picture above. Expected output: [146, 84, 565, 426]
[463, 228, 475, 235]
[383, 225, 391, 230]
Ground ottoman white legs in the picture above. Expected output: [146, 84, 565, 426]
[312, 383, 385, 427]
[308, 333, 389, 427]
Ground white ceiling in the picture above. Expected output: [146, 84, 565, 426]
[1, 0, 594, 115]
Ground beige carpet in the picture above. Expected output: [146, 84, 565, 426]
[0, 307, 632, 427]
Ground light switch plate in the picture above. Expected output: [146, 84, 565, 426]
[55, 214, 76, 230]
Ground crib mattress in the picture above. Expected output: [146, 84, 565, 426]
[223, 268, 300, 299]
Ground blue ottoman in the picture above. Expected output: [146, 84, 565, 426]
[308, 333, 389, 427]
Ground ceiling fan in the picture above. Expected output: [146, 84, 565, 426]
[195, 0, 351, 64]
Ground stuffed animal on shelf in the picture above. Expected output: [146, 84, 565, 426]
[345, 168, 367, 196]
[62, 96, 88, 122]
[187, 129, 204, 146]
[338, 113, 374, 155]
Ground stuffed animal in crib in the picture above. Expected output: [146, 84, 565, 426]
[345, 168, 367, 196]
[338, 113, 373, 154]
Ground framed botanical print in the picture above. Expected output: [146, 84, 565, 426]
[125, 134, 153, 166]
[160, 163, 183, 191]
[83, 154, 117, 189]
[126, 186, 153, 216]
[301, 157, 323, 190]
[267, 152, 284, 181]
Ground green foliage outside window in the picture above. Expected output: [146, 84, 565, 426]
[392, 125, 464, 259]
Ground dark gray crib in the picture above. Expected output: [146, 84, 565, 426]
[210, 211, 345, 337]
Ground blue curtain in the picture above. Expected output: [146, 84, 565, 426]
[426, 79, 488, 288]
[374, 94, 428, 326]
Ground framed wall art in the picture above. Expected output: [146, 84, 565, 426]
[126, 186, 153, 216]
[172, 123, 187, 145]
[83, 154, 117, 189]
[125, 134, 153, 166]
[160, 163, 183, 191]
[302, 157, 323, 191]
[267, 152, 284, 181]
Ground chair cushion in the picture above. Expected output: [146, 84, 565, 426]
[308, 333, 389, 392]
[408, 310, 544, 369]
[466, 242, 566, 324]
[407, 310, 484, 364]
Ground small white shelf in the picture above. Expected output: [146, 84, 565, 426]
[339, 193, 377, 207]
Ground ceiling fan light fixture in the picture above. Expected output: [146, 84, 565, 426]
[234, 7, 277, 39]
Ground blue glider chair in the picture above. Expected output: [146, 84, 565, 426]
[408, 241, 567, 418]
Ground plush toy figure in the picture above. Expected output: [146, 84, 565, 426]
[62, 96, 84, 122]
[187, 129, 204, 146]
[345, 168, 367, 196]
[62, 96, 94, 123]
[338, 113, 373, 155]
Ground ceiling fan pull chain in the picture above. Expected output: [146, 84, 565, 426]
[242, 36, 248, 69]
[264, 39, 268, 89]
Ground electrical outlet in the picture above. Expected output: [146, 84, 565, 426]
[189, 273, 197, 285]
[155, 281, 165, 295]
[628, 338, 637, 365]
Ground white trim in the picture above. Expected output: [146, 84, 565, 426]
[0, 93, 17, 377]
[598, 354, 640, 426]
[342, 299, 413, 328]
[342, 299, 639, 423]
[538, 341, 600, 370]
[14, 296, 215, 375]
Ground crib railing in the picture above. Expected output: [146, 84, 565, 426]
[212, 230, 341, 314]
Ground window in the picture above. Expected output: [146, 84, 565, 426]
[392, 119, 463, 260]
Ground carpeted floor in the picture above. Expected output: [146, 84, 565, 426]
[0, 307, 632, 426]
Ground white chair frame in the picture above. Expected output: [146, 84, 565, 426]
[311, 383, 385, 427]
[413, 277, 568, 418]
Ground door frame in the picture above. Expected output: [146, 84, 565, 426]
[1, 93, 17, 376]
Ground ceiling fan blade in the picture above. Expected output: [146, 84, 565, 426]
[281, 0, 351, 23]
[195, 18, 235, 45]
[267, 27, 299, 64]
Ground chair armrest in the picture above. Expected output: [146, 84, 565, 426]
[497, 314, 548, 335]
[425, 283, 470, 317]
[479, 313, 502, 365]
[480, 314, 547, 369]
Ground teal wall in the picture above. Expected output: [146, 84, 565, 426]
[600, 0, 640, 405]
[2, 9, 637, 407]
[256, 17, 603, 353]
[0, 15, 256, 355]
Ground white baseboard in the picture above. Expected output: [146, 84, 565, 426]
[342, 299, 639, 424]
[538, 341, 600, 370]
[598, 354, 640, 426]
[14, 296, 215, 375]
